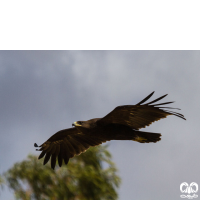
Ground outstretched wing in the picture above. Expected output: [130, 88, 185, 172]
[97, 92, 186, 130]
[35, 128, 107, 169]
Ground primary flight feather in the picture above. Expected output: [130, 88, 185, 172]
[35, 92, 186, 169]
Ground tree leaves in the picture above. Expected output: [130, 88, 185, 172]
[4, 145, 121, 200]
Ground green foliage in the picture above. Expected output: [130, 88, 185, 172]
[0, 175, 4, 185]
[4, 145, 121, 200]
[0, 174, 4, 189]
[0, 174, 5, 197]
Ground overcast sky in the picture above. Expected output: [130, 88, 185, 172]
[0, 51, 199, 200]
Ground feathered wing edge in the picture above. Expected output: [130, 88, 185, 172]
[137, 91, 186, 120]
[34, 128, 108, 169]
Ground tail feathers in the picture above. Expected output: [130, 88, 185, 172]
[133, 131, 161, 143]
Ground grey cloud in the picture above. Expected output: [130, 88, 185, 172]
[0, 51, 199, 200]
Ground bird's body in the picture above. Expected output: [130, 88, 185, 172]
[35, 92, 186, 169]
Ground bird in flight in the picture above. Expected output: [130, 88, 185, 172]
[35, 92, 185, 169]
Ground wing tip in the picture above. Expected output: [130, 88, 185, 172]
[51, 162, 56, 170]
[137, 91, 155, 105]
[34, 143, 39, 147]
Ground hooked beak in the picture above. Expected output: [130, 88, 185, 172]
[72, 121, 82, 127]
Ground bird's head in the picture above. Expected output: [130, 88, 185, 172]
[72, 118, 100, 129]
[72, 121, 90, 134]
[72, 121, 93, 129]
[72, 121, 85, 127]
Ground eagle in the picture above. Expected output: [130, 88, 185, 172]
[34, 92, 185, 169]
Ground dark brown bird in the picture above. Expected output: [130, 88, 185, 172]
[35, 92, 185, 169]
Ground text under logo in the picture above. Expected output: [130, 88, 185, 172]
[180, 182, 198, 199]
